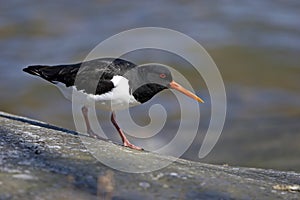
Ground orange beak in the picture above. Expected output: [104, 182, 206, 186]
[169, 81, 204, 103]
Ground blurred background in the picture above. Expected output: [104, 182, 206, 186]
[1, 0, 299, 172]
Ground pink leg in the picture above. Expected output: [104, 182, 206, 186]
[110, 112, 143, 150]
[81, 106, 102, 139]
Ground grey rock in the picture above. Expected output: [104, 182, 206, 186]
[0, 111, 299, 200]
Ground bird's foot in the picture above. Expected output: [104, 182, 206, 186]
[87, 130, 105, 140]
[123, 140, 143, 151]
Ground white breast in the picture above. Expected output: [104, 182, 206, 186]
[55, 76, 140, 111]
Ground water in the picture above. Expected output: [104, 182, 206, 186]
[1, 0, 300, 172]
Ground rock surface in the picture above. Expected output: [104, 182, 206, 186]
[0, 111, 299, 200]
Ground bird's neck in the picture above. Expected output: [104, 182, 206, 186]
[131, 84, 166, 103]
[124, 69, 167, 103]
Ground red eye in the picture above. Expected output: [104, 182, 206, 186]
[160, 73, 166, 78]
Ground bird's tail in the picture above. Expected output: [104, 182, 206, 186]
[23, 65, 62, 84]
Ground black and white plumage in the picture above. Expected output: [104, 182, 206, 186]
[23, 58, 204, 150]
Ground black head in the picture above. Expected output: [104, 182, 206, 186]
[137, 64, 173, 88]
[131, 64, 204, 104]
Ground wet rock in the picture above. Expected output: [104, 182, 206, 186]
[0, 111, 300, 200]
[138, 181, 151, 189]
[12, 174, 38, 180]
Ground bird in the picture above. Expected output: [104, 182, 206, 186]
[23, 58, 204, 150]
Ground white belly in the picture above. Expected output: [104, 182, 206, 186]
[55, 76, 141, 111]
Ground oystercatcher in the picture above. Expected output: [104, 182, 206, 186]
[23, 58, 204, 150]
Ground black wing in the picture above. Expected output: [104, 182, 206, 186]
[23, 58, 137, 95]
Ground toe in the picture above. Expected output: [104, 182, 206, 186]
[123, 141, 143, 151]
